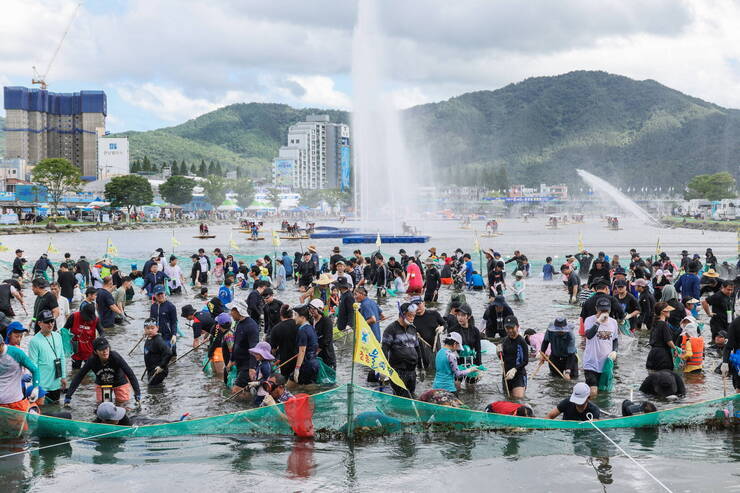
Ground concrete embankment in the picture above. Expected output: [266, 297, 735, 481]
[661, 216, 740, 232]
[0, 219, 233, 235]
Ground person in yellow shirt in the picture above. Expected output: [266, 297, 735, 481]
[679, 316, 704, 373]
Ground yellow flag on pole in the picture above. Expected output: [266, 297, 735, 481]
[473, 230, 481, 253]
[655, 236, 662, 257]
[272, 230, 281, 248]
[171, 233, 180, 248]
[577, 232, 584, 252]
[375, 232, 381, 249]
[230, 232, 239, 251]
[47, 237, 59, 254]
[106, 238, 118, 257]
[0, 243, 8, 252]
[353, 306, 407, 390]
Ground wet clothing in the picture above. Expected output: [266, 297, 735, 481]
[432, 347, 468, 392]
[556, 399, 600, 421]
[32, 291, 58, 334]
[96, 288, 118, 328]
[639, 370, 686, 397]
[0, 345, 40, 405]
[28, 331, 67, 393]
[143, 334, 173, 384]
[583, 315, 618, 373]
[150, 300, 178, 343]
[12, 257, 25, 279]
[483, 303, 514, 339]
[358, 297, 383, 341]
[297, 261, 317, 288]
[191, 310, 215, 339]
[423, 266, 441, 302]
[587, 265, 611, 287]
[314, 316, 335, 369]
[705, 291, 734, 338]
[64, 312, 101, 362]
[450, 323, 482, 366]
[615, 292, 640, 330]
[542, 263, 555, 281]
[637, 290, 656, 330]
[269, 319, 298, 377]
[66, 351, 141, 402]
[674, 272, 700, 301]
[580, 292, 625, 321]
[246, 290, 264, 325]
[486, 401, 528, 415]
[500, 335, 528, 387]
[0, 283, 18, 317]
[575, 252, 594, 278]
[336, 290, 355, 332]
[142, 271, 167, 297]
[296, 322, 319, 384]
[231, 317, 260, 371]
[646, 321, 674, 371]
[57, 271, 77, 300]
[263, 299, 283, 337]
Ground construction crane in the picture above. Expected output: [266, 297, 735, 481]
[31, 1, 83, 90]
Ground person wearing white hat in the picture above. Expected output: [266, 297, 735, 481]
[678, 316, 704, 373]
[432, 332, 480, 394]
[546, 382, 601, 421]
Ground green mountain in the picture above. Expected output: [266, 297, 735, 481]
[111, 71, 740, 187]
[112, 104, 349, 178]
[404, 71, 740, 188]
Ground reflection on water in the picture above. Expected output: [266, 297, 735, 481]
[0, 217, 737, 490]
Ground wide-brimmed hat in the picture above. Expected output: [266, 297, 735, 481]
[180, 304, 197, 318]
[492, 295, 507, 307]
[249, 341, 275, 361]
[309, 298, 325, 310]
[315, 273, 333, 285]
[308, 245, 317, 253]
[228, 302, 249, 317]
[704, 269, 720, 278]
[548, 317, 573, 332]
[484, 248, 495, 258]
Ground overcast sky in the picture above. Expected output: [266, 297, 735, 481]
[2, 0, 740, 132]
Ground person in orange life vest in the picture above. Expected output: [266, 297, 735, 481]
[678, 316, 704, 373]
[485, 401, 534, 416]
[63, 303, 103, 369]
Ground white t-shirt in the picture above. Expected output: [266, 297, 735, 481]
[332, 272, 354, 288]
[164, 264, 183, 289]
[56, 295, 70, 330]
[583, 315, 618, 373]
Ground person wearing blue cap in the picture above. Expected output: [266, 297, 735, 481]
[150, 285, 179, 355]
[4, 321, 28, 346]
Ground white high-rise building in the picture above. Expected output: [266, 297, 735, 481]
[273, 115, 351, 190]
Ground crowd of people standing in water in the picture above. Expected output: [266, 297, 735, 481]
[0, 232, 738, 428]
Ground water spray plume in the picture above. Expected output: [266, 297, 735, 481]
[577, 169, 661, 227]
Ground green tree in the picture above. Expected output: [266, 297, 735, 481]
[495, 166, 510, 193]
[685, 172, 736, 201]
[299, 189, 323, 208]
[170, 160, 179, 175]
[104, 175, 153, 219]
[203, 176, 227, 208]
[232, 178, 256, 209]
[159, 176, 195, 205]
[180, 160, 187, 175]
[142, 156, 152, 173]
[32, 158, 83, 216]
[131, 160, 141, 173]
[208, 161, 217, 176]
[198, 160, 208, 177]
[190, 163, 198, 176]
[266, 187, 282, 208]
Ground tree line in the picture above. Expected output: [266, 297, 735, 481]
[130, 157, 248, 178]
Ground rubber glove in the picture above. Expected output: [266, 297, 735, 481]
[63, 397, 71, 408]
[22, 373, 32, 383]
[721, 363, 729, 376]
[505, 368, 517, 380]
[247, 381, 260, 389]
[597, 313, 609, 324]
[293, 368, 300, 383]
[135, 395, 141, 408]
[262, 394, 276, 406]
[608, 351, 617, 361]
[28, 386, 39, 403]
[435, 326, 445, 335]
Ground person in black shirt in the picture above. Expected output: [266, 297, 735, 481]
[412, 298, 447, 368]
[12, 249, 26, 280]
[547, 382, 601, 421]
[246, 281, 266, 328]
[142, 318, 173, 386]
[381, 302, 421, 397]
[262, 288, 282, 338]
[31, 278, 59, 333]
[500, 316, 528, 398]
[613, 279, 640, 331]
[561, 264, 581, 303]
[574, 250, 594, 279]
[579, 279, 625, 324]
[181, 304, 215, 346]
[110, 266, 124, 288]
[423, 259, 441, 302]
[297, 252, 316, 289]
[373, 254, 390, 297]
[702, 281, 734, 338]
[65, 337, 141, 407]
[97, 277, 123, 331]
[633, 279, 656, 331]
[309, 299, 335, 369]
[56, 263, 78, 302]
[639, 369, 686, 397]
[449, 303, 482, 385]
[0, 279, 24, 318]
[269, 304, 298, 378]
[483, 295, 514, 338]
[75, 256, 91, 287]
[587, 259, 610, 287]
[329, 246, 345, 272]
[335, 277, 355, 332]
[32, 254, 55, 280]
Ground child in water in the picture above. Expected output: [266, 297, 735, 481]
[513, 271, 526, 301]
[469, 270, 485, 290]
[392, 269, 407, 295]
[542, 257, 555, 281]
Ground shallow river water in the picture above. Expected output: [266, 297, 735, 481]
[0, 215, 738, 492]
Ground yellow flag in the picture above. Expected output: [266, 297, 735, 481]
[577, 232, 584, 252]
[47, 238, 59, 254]
[353, 305, 407, 390]
[655, 236, 662, 256]
[272, 230, 281, 247]
[473, 231, 481, 253]
[230, 232, 239, 251]
[0, 243, 8, 252]
[106, 238, 118, 256]
[171, 233, 180, 248]
[375, 232, 381, 249]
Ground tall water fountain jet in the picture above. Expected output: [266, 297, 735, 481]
[352, 0, 417, 231]
[576, 169, 662, 226]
